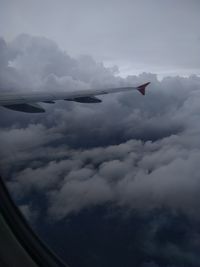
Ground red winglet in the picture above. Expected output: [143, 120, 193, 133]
[137, 82, 150, 96]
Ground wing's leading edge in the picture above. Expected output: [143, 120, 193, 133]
[0, 82, 150, 113]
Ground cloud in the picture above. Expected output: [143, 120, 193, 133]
[0, 34, 200, 222]
[8, 133, 200, 220]
[1, 0, 200, 75]
[2, 33, 200, 267]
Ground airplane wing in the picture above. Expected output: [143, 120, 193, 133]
[0, 82, 150, 113]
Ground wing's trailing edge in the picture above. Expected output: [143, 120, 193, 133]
[0, 82, 150, 113]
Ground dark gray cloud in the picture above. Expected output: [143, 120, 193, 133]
[37, 207, 200, 267]
[1, 34, 200, 267]
[0, 35, 200, 221]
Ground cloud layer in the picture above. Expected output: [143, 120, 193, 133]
[0, 34, 200, 222]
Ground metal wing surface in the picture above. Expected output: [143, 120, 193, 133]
[0, 82, 150, 113]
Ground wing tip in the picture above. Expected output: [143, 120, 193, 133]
[137, 82, 151, 96]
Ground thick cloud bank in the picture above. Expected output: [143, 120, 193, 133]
[0, 34, 200, 221]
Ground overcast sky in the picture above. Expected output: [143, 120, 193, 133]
[1, 0, 200, 77]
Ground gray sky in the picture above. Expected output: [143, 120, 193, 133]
[1, 0, 200, 77]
